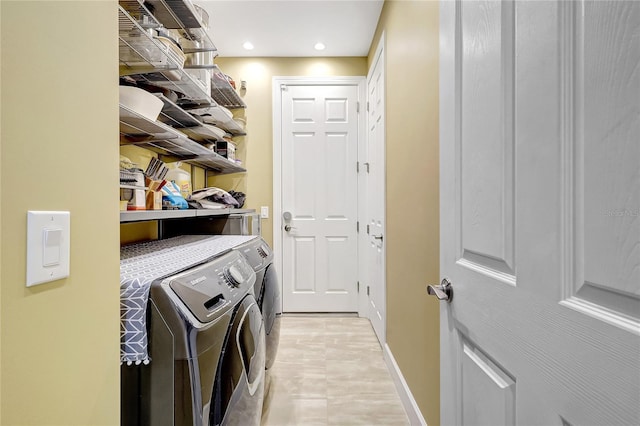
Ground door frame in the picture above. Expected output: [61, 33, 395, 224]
[272, 76, 367, 315]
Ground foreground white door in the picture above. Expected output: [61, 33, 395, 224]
[366, 40, 386, 343]
[280, 83, 360, 312]
[439, 1, 639, 425]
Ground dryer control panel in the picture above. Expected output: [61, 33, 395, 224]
[236, 237, 273, 272]
[168, 251, 256, 324]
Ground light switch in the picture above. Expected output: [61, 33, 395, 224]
[261, 206, 269, 219]
[43, 228, 62, 266]
[26, 211, 70, 287]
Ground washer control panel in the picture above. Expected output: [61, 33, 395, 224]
[168, 251, 256, 323]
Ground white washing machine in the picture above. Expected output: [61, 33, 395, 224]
[120, 235, 266, 426]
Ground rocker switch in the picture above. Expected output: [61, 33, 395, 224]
[43, 228, 62, 266]
[26, 211, 70, 287]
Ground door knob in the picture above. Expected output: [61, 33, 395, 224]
[427, 278, 453, 302]
[283, 211, 295, 232]
[373, 234, 383, 241]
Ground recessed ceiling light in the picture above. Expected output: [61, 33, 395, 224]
[243, 41, 254, 50]
[314, 42, 326, 51]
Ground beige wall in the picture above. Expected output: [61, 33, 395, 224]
[369, 1, 441, 425]
[209, 57, 367, 246]
[0, 2, 3, 419]
[1, 1, 120, 425]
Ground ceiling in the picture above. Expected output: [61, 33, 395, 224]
[197, 0, 384, 58]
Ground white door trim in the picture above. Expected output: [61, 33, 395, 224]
[272, 76, 367, 315]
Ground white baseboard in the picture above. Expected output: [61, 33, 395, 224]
[383, 343, 428, 426]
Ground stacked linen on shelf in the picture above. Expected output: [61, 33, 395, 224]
[188, 186, 240, 209]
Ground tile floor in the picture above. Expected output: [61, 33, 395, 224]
[261, 315, 410, 426]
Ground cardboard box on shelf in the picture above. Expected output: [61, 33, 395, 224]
[216, 140, 236, 161]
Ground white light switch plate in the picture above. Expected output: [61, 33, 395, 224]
[26, 211, 70, 287]
[260, 206, 269, 219]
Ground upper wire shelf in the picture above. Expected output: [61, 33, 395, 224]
[120, 0, 218, 54]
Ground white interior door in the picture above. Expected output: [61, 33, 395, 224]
[439, 1, 639, 425]
[366, 41, 386, 344]
[280, 83, 360, 312]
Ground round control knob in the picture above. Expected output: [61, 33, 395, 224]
[225, 265, 244, 287]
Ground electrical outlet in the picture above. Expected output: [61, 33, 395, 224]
[260, 206, 269, 219]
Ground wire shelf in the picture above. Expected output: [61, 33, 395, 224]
[119, 6, 214, 106]
[156, 94, 246, 136]
[211, 65, 246, 109]
[139, 0, 218, 54]
[120, 105, 244, 175]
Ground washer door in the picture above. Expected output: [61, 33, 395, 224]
[211, 296, 265, 426]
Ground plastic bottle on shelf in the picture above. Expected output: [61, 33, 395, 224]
[165, 162, 192, 200]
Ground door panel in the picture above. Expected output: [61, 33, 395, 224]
[282, 84, 359, 312]
[326, 237, 350, 293]
[292, 237, 315, 293]
[292, 133, 316, 218]
[568, 0, 640, 323]
[325, 99, 348, 122]
[460, 342, 515, 426]
[366, 45, 386, 343]
[292, 99, 315, 122]
[459, 0, 515, 280]
[325, 133, 350, 218]
[440, 1, 640, 425]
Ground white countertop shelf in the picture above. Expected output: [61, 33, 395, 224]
[120, 208, 255, 223]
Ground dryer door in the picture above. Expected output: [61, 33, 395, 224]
[260, 264, 281, 369]
[212, 296, 265, 426]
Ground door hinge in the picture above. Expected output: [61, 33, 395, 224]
[357, 162, 359, 173]
[357, 281, 360, 293]
[367, 101, 370, 112]
[366, 224, 370, 235]
[280, 84, 288, 91]
[357, 221, 360, 233]
[367, 286, 370, 296]
[357, 102, 360, 113]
